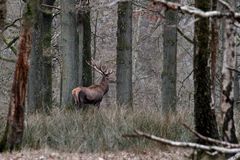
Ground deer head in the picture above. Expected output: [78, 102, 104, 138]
[72, 58, 113, 109]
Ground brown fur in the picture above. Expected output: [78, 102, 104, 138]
[72, 76, 110, 109]
[72, 87, 81, 105]
[72, 59, 113, 109]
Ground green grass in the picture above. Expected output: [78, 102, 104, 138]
[0, 105, 194, 153]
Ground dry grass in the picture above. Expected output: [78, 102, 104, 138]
[4, 105, 192, 153]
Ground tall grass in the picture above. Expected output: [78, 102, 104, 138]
[1, 105, 194, 152]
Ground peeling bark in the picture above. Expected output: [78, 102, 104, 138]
[221, 18, 238, 145]
[0, 0, 37, 152]
[210, 0, 219, 110]
[193, 0, 219, 145]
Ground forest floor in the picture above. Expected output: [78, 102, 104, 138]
[0, 148, 191, 160]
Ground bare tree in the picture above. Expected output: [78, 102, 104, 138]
[0, 0, 37, 152]
[220, 3, 238, 151]
[161, 0, 178, 113]
[116, 1, 133, 107]
[28, 0, 55, 113]
[60, 0, 79, 107]
[193, 0, 220, 145]
[81, 0, 92, 87]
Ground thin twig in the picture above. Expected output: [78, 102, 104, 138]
[3, 17, 21, 31]
[227, 67, 240, 74]
[41, 4, 61, 10]
[0, 55, 16, 63]
[218, 0, 234, 13]
[0, 33, 17, 54]
[177, 27, 194, 44]
[177, 70, 193, 96]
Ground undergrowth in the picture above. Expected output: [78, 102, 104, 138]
[0, 105, 193, 153]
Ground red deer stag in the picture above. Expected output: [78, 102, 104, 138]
[72, 59, 113, 109]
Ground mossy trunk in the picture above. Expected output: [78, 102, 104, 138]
[116, 1, 133, 107]
[193, 0, 219, 145]
[0, 0, 37, 152]
[28, 0, 55, 113]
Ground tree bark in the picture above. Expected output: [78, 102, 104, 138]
[210, 0, 218, 110]
[81, 1, 92, 87]
[28, 0, 55, 113]
[116, 1, 133, 107]
[221, 18, 238, 145]
[220, 2, 238, 158]
[193, 0, 219, 145]
[0, 0, 37, 152]
[161, 0, 178, 113]
[60, 0, 79, 107]
[0, 0, 6, 30]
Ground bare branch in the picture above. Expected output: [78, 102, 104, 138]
[41, 4, 61, 10]
[3, 18, 21, 31]
[228, 152, 240, 160]
[3, 36, 19, 51]
[177, 27, 194, 44]
[152, 0, 240, 21]
[182, 123, 240, 148]
[177, 70, 193, 96]
[0, 55, 16, 63]
[227, 67, 240, 74]
[124, 130, 240, 153]
[218, 0, 234, 13]
[0, 33, 17, 54]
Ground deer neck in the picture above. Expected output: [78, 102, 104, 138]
[100, 76, 109, 94]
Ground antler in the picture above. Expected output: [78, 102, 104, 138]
[86, 58, 113, 76]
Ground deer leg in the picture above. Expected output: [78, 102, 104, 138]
[96, 102, 101, 109]
[78, 101, 82, 109]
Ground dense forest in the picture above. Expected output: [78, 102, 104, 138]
[0, 0, 240, 159]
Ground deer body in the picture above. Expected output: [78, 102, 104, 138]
[78, 77, 109, 108]
[72, 59, 112, 109]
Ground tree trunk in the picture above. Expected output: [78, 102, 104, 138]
[221, 17, 238, 155]
[0, 0, 6, 30]
[0, 0, 37, 152]
[76, 0, 92, 87]
[210, 0, 218, 110]
[161, 0, 178, 113]
[0, 0, 6, 64]
[193, 0, 219, 145]
[60, 0, 79, 107]
[220, 1, 238, 157]
[28, 0, 55, 112]
[116, 1, 133, 107]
